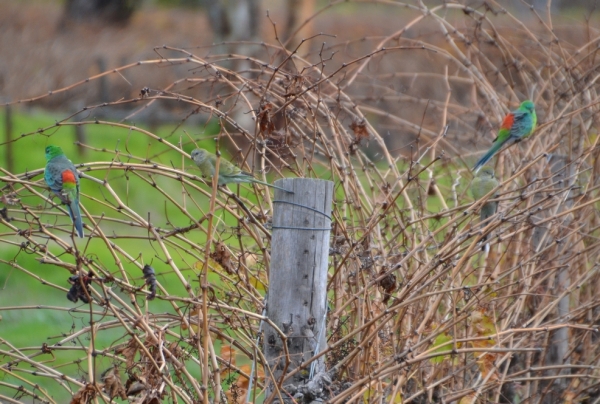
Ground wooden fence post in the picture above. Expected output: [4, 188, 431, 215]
[531, 154, 575, 400]
[263, 178, 333, 402]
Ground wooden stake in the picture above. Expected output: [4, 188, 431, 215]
[263, 178, 333, 398]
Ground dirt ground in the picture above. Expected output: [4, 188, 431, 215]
[0, 1, 212, 107]
[0, 1, 401, 108]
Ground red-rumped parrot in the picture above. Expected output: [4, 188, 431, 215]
[44, 145, 84, 238]
[473, 100, 537, 172]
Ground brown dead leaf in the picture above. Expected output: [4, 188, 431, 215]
[125, 375, 147, 396]
[115, 338, 139, 368]
[211, 241, 235, 274]
[70, 383, 96, 404]
[349, 118, 369, 141]
[226, 382, 247, 404]
[378, 269, 396, 294]
[101, 365, 127, 400]
[128, 382, 161, 404]
[66, 272, 94, 304]
[378, 268, 397, 304]
[348, 118, 370, 155]
[470, 310, 498, 381]
[258, 101, 275, 135]
[224, 362, 264, 403]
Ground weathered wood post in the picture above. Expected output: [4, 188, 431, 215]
[531, 154, 575, 400]
[263, 178, 333, 403]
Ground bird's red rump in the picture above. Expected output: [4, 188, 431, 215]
[62, 170, 77, 184]
[500, 113, 514, 130]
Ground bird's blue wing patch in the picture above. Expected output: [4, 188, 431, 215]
[44, 164, 64, 192]
[509, 111, 533, 138]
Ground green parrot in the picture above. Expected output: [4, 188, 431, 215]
[473, 100, 537, 172]
[44, 145, 84, 238]
[470, 166, 499, 250]
[190, 148, 292, 193]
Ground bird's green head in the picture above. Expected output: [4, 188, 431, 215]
[45, 145, 65, 161]
[190, 148, 208, 162]
[477, 166, 495, 179]
[519, 100, 535, 113]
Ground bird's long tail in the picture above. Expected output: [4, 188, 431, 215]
[67, 198, 84, 238]
[473, 141, 504, 172]
[249, 178, 294, 193]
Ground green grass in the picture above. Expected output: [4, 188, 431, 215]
[0, 109, 228, 402]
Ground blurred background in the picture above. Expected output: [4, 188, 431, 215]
[2, 0, 599, 169]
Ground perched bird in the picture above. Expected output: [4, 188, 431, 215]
[190, 148, 293, 193]
[44, 145, 84, 238]
[470, 166, 499, 251]
[473, 100, 537, 172]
